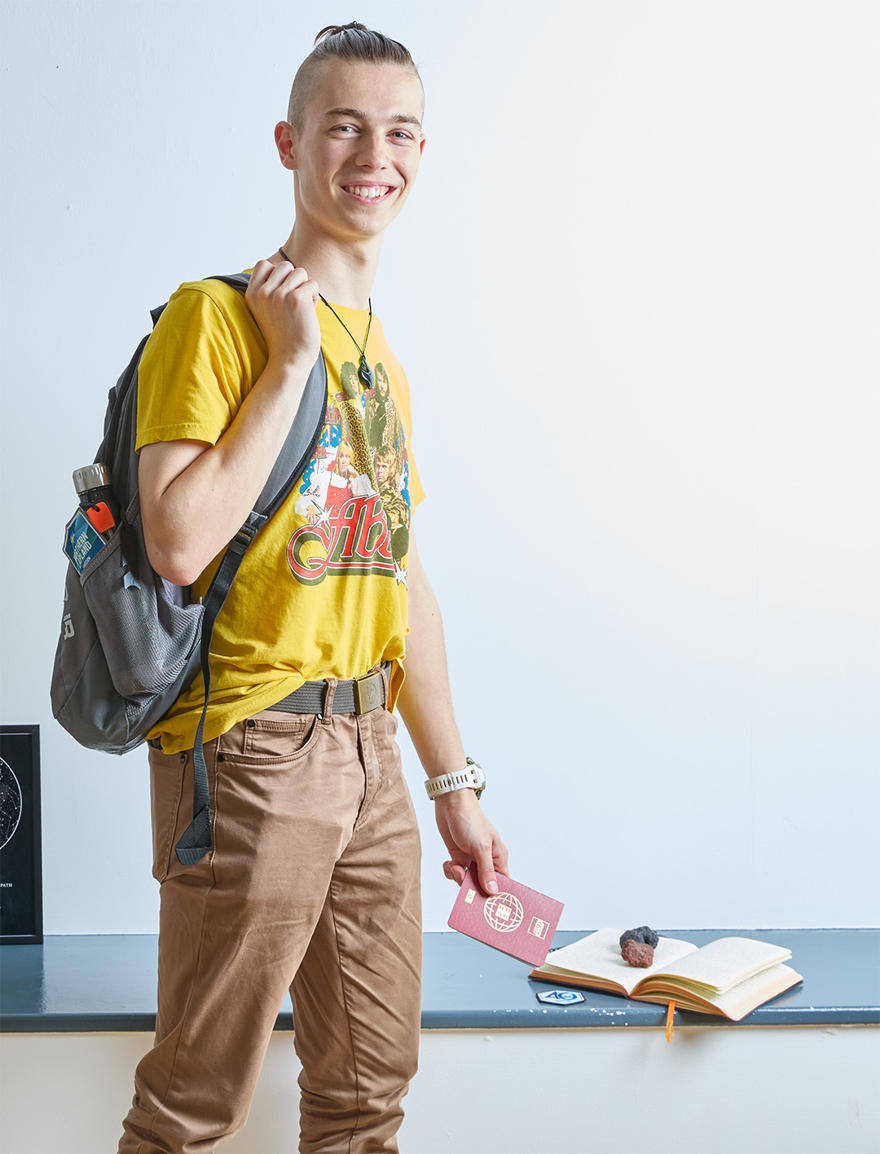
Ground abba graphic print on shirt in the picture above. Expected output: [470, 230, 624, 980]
[288, 361, 413, 587]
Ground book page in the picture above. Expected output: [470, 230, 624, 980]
[647, 936, 792, 996]
[636, 963, 803, 1020]
[538, 929, 697, 996]
[711, 963, 802, 1020]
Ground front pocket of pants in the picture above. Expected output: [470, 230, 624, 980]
[238, 713, 322, 764]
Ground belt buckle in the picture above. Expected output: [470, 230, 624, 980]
[353, 669, 385, 715]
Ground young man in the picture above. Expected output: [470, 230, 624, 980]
[118, 24, 508, 1154]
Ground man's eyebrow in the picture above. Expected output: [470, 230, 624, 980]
[324, 107, 423, 129]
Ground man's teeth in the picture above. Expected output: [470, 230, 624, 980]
[347, 186, 388, 199]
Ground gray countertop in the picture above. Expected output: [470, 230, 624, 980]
[1, 929, 878, 1032]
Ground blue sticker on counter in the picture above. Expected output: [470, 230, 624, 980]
[64, 510, 105, 573]
[537, 989, 585, 1005]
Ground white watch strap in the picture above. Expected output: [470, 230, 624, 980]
[425, 760, 484, 800]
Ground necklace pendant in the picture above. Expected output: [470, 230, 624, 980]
[359, 359, 375, 390]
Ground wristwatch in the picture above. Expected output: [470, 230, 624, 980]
[425, 757, 486, 801]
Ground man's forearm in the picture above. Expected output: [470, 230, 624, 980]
[139, 354, 313, 585]
[397, 535, 466, 779]
[400, 533, 509, 894]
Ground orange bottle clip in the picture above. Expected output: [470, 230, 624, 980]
[85, 502, 116, 535]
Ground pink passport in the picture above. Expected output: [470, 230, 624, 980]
[447, 865, 564, 966]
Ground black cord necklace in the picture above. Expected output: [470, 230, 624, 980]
[278, 247, 374, 389]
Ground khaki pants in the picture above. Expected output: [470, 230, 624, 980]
[119, 684, 422, 1153]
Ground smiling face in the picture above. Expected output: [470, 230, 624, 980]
[278, 59, 425, 247]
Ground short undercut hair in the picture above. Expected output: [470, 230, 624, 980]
[287, 22, 422, 130]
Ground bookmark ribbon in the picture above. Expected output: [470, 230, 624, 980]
[665, 1000, 676, 1043]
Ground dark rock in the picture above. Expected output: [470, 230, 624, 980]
[619, 925, 660, 950]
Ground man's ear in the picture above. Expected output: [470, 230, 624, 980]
[275, 121, 297, 171]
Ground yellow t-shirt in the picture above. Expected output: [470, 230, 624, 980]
[136, 276, 424, 754]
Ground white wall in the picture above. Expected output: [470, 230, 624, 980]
[1, 0, 878, 935]
[2, 1028, 878, 1153]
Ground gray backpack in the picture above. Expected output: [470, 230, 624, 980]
[51, 273, 326, 863]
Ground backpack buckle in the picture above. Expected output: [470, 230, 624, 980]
[229, 523, 258, 555]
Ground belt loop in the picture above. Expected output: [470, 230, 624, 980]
[379, 663, 390, 708]
[321, 678, 337, 725]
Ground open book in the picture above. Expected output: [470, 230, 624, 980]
[530, 929, 803, 1021]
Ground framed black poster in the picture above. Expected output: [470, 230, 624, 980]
[0, 724, 43, 944]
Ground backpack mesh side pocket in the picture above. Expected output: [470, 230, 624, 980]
[80, 503, 203, 700]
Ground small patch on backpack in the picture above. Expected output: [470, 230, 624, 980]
[64, 510, 105, 574]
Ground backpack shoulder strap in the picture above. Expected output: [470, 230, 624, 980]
[207, 272, 252, 294]
[174, 273, 327, 866]
[255, 355, 327, 518]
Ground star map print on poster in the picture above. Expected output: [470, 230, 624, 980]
[0, 725, 42, 944]
[0, 755, 23, 850]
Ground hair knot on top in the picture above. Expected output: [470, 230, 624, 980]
[314, 22, 370, 45]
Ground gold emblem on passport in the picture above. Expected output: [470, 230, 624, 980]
[483, 891, 524, 934]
